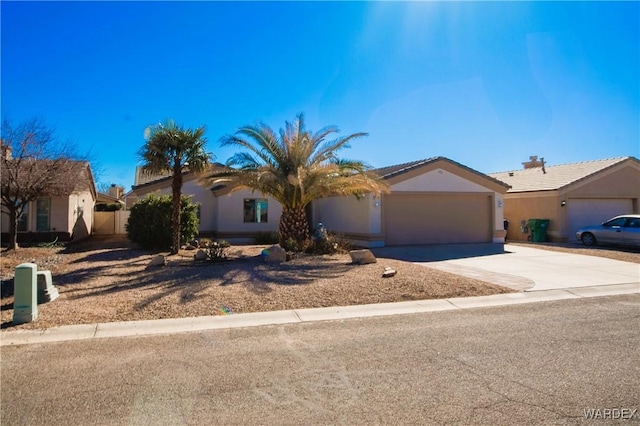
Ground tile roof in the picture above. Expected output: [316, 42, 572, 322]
[488, 157, 637, 193]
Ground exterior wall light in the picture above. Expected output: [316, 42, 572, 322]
[561, 200, 566, 207]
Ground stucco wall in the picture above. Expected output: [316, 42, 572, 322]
[502, 192, 560, 241]
[68, 191, 95, 240]
[135, 180, 218, 233]
[566, 166, 640, 198]
[392, 168, 492, 193]
[215, 189, 282, 235]
[1, 193, 94, 241]
[315, 193, 379, 236]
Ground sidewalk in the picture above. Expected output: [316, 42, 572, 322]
[2, 283, 637, 346]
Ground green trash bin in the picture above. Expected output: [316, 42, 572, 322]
[527, 219, 550, 242]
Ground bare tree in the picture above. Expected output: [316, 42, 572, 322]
[1, 117, 83, 250]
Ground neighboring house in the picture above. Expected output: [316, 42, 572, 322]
[127, 157, 510, 246]
[123, 166, 172, 210]
[0, 161, 97, 243]
[95, 185, 125, 210]
[94, 185, 128, 235]
[488, 156, 640, 242]
[311, 157, 511, 247]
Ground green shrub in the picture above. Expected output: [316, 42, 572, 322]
[96, 203, 123, 211]
[254, 231, 279, 245]
[126, 194, 199, 250]
[280, 237, 299, 253]
[307, 233, 352, 255]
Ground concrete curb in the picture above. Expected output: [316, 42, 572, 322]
[2, 283, 638, 346]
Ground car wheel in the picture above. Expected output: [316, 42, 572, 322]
[581, 232, 597, 246]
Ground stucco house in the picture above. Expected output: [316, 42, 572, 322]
[311, 157, 511, 247]
[1, 161, 97, 243]
[126, 167, 282, 241]
[488, 156, 640, 242]
[126, 157, 510, 246]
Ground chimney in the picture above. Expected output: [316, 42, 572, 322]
[522, 155, 544, 170]
[108, 184, 123, 199]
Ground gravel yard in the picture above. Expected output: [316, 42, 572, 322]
[3, 236, 637, 331]
[1, 236, 514, 330]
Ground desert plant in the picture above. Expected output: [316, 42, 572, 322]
[280, 237, 299, 253]
[307, 232, 352, 255]
[254, 231, 279, 245]
[138, 119, 212, 254]
[126, 194, 199, 250]
[205, 113, 388, 251]
[203, 239, 230, 261]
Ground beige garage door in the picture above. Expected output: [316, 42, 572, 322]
[384, 194, 492, 245]
[567, 198, 634, 240]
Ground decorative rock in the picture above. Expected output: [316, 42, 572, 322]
[194, 249, 208, 261]
[264, 245, 287, 263]
[382, 267, 397, 278]
[349, 249, 377, 265]
[149, 255, 167, 267]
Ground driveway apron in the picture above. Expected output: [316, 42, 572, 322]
[372, 244, 640, 291]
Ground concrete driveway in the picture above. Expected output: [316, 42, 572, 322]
[372, 244, 640, 291]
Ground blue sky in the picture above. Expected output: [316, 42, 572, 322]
[2, 1, 638, 191]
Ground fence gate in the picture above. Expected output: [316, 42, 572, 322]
[94, 211, 130, 235]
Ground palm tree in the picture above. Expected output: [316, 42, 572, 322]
[206, 113, 387, 250]
[138, 119, 212, 254]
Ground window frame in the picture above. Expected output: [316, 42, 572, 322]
[243, 198, 268, 224]
[17, 203, 28, 232]
[36, 197, 51, 232]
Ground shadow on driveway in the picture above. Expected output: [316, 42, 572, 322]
[371, 243, 512, 262]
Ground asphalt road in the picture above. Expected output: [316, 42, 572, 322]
[2, 295, 639, 425]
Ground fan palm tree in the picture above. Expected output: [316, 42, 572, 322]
[206, 113, 387, 250]
[138, 119, 212, 254]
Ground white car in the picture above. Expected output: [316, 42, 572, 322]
[576, 214, 640, 247]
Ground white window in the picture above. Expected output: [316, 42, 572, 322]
[36, 198, 50, 232]
[17, 203, 28, 232]
[244, 199, 268, 223]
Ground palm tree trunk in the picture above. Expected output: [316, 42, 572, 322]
[278, 206, 310, 251]
[170, 172, 182, 255]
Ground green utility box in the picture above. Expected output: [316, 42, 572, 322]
[527, 219, 550, 242]
[13, 263, 38, 324]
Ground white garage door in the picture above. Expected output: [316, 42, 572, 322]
[384, 194, 492, 245]
[567, 198, 633, 240]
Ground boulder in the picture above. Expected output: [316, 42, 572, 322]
[149, 255, 167, 267]
[194, 249, 208, 261]
[263, 245, 287, 263]
[349, 249, 377, 265]
[382, 267, 397, 278]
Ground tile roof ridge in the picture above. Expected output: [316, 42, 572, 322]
[491, 156, 632, 174]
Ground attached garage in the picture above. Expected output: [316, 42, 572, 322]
[384, 194, 492, 245]
[567, 198, 634, 239]
[314, 157, 510, 247]
[489, 156, 640, 242]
